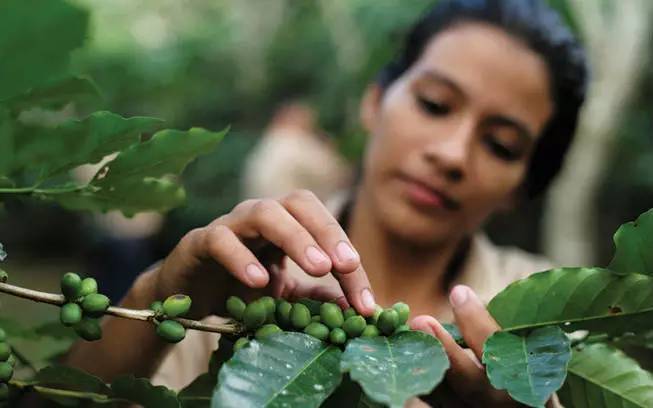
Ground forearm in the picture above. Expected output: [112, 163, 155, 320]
[62, 266, 171, 382]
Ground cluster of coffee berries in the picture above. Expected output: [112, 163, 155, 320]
[226, 296, 411, 350]
[59, 273, 110, 341]
[0, 328, 15, 400]
[149, 294, 192, 343]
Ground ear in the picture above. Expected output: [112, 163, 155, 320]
[359, 83, 383, 135]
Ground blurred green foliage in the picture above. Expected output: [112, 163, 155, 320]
[2, 0, 651, 259]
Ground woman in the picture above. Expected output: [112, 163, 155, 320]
[65, 0, 588, 405]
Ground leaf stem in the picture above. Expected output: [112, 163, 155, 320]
[0, 282, 242, 335]
[10, 379, 125, 404]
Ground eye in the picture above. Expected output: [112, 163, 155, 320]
[485, 136, 521, 162]
[417, 96, 450, 116]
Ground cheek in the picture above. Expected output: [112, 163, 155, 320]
[467, 159, 527, 210]
[365, 89, 422, 173]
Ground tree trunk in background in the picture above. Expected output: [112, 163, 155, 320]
[542, 0, 653, 266]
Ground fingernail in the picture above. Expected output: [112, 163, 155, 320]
[306, 245, 329, 266]
[361, 288, 376, 310]
[246, 263, 267, 284]
[449, 285, 468, 307]
[336, 241, 359, 263]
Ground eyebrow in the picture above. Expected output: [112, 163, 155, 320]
[421, 69, 535, 142]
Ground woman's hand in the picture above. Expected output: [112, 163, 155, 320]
[151, 189, 377, 318]
[410, 285, 520, 407]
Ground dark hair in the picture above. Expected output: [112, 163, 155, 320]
[376, 0, 589, 198]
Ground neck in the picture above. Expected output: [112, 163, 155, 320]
[346, 188, 466, 314]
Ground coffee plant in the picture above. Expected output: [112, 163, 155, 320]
[1, 0, 652, 407]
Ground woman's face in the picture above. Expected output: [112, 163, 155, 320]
[360, 22, 553, 246]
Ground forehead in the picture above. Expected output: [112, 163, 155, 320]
[408, 22, 553, 137]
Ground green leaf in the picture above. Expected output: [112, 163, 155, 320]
[482, 326, 571, 407]
[609, 209, 653, 276]
[558, 343, 653, 407]
[5, 76, 101, 112]
[213, 332, 342, 408]
[54, 176, 185, 216]
[179, 373, 215, 408]
[340, 331, 449, 408]
[488, 267, 653, 335]
[0, 0, 88, 101]
[35, 365, 112, 395]
[111, 375, 180, 408]
[7, 111, 162, 177]
[93, 127, 227, 184]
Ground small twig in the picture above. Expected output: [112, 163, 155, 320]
[0, 282, 242, 335]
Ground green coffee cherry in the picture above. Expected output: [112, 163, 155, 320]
[61, 272, 82, 300]
[156, 320, 186, 343]
[275, 300, 292, 328]
[343, 316, 366, 338]
[81, 293, 110, 317]
[0, 343, 10, 361]
[367, 305, 383, 325]
[304, 322, 329, 341]
[329, 328, 347, 345]
[226, 296, 246, 320]
[255, 324, 282, 340]
[393, 302, 410, 325]
[60, 303, 82, 326]
[0, 362, 12, 382]
[290, 303, 312, 330]
[150, 300, 164, 315]
[320, 302, 344, 329]
[79, 277, 98, 297]
[74, 318, 102, 341]
[243, 301, 267, 330]
[311, 315, 321, 323]
[259, 296, 276, 322]
[0, 328, 5, 342]
[162, 294, 192, 318]
[361, 324, 380, 338]
[378, 309, 399, 335]
[343, 307, 357, 320]
[394, 324, 410, 334]
[0, 382, 8, 400]
[0, 269, 8, 283]
[233, 337, 249, 352]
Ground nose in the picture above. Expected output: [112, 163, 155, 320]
[423, 118, 475, 182]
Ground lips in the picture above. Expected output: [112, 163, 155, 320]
[397, 174, 461, 211]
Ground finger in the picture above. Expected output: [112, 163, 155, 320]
[449, 285, 501, 360]
[333, 266, 376, 316]
[196, 225, 270, 288]
[281, 190, 360, 274]
[281, 190, 376, 315]
[230, 198, 334, 277]
[410, 315, 487, 396]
